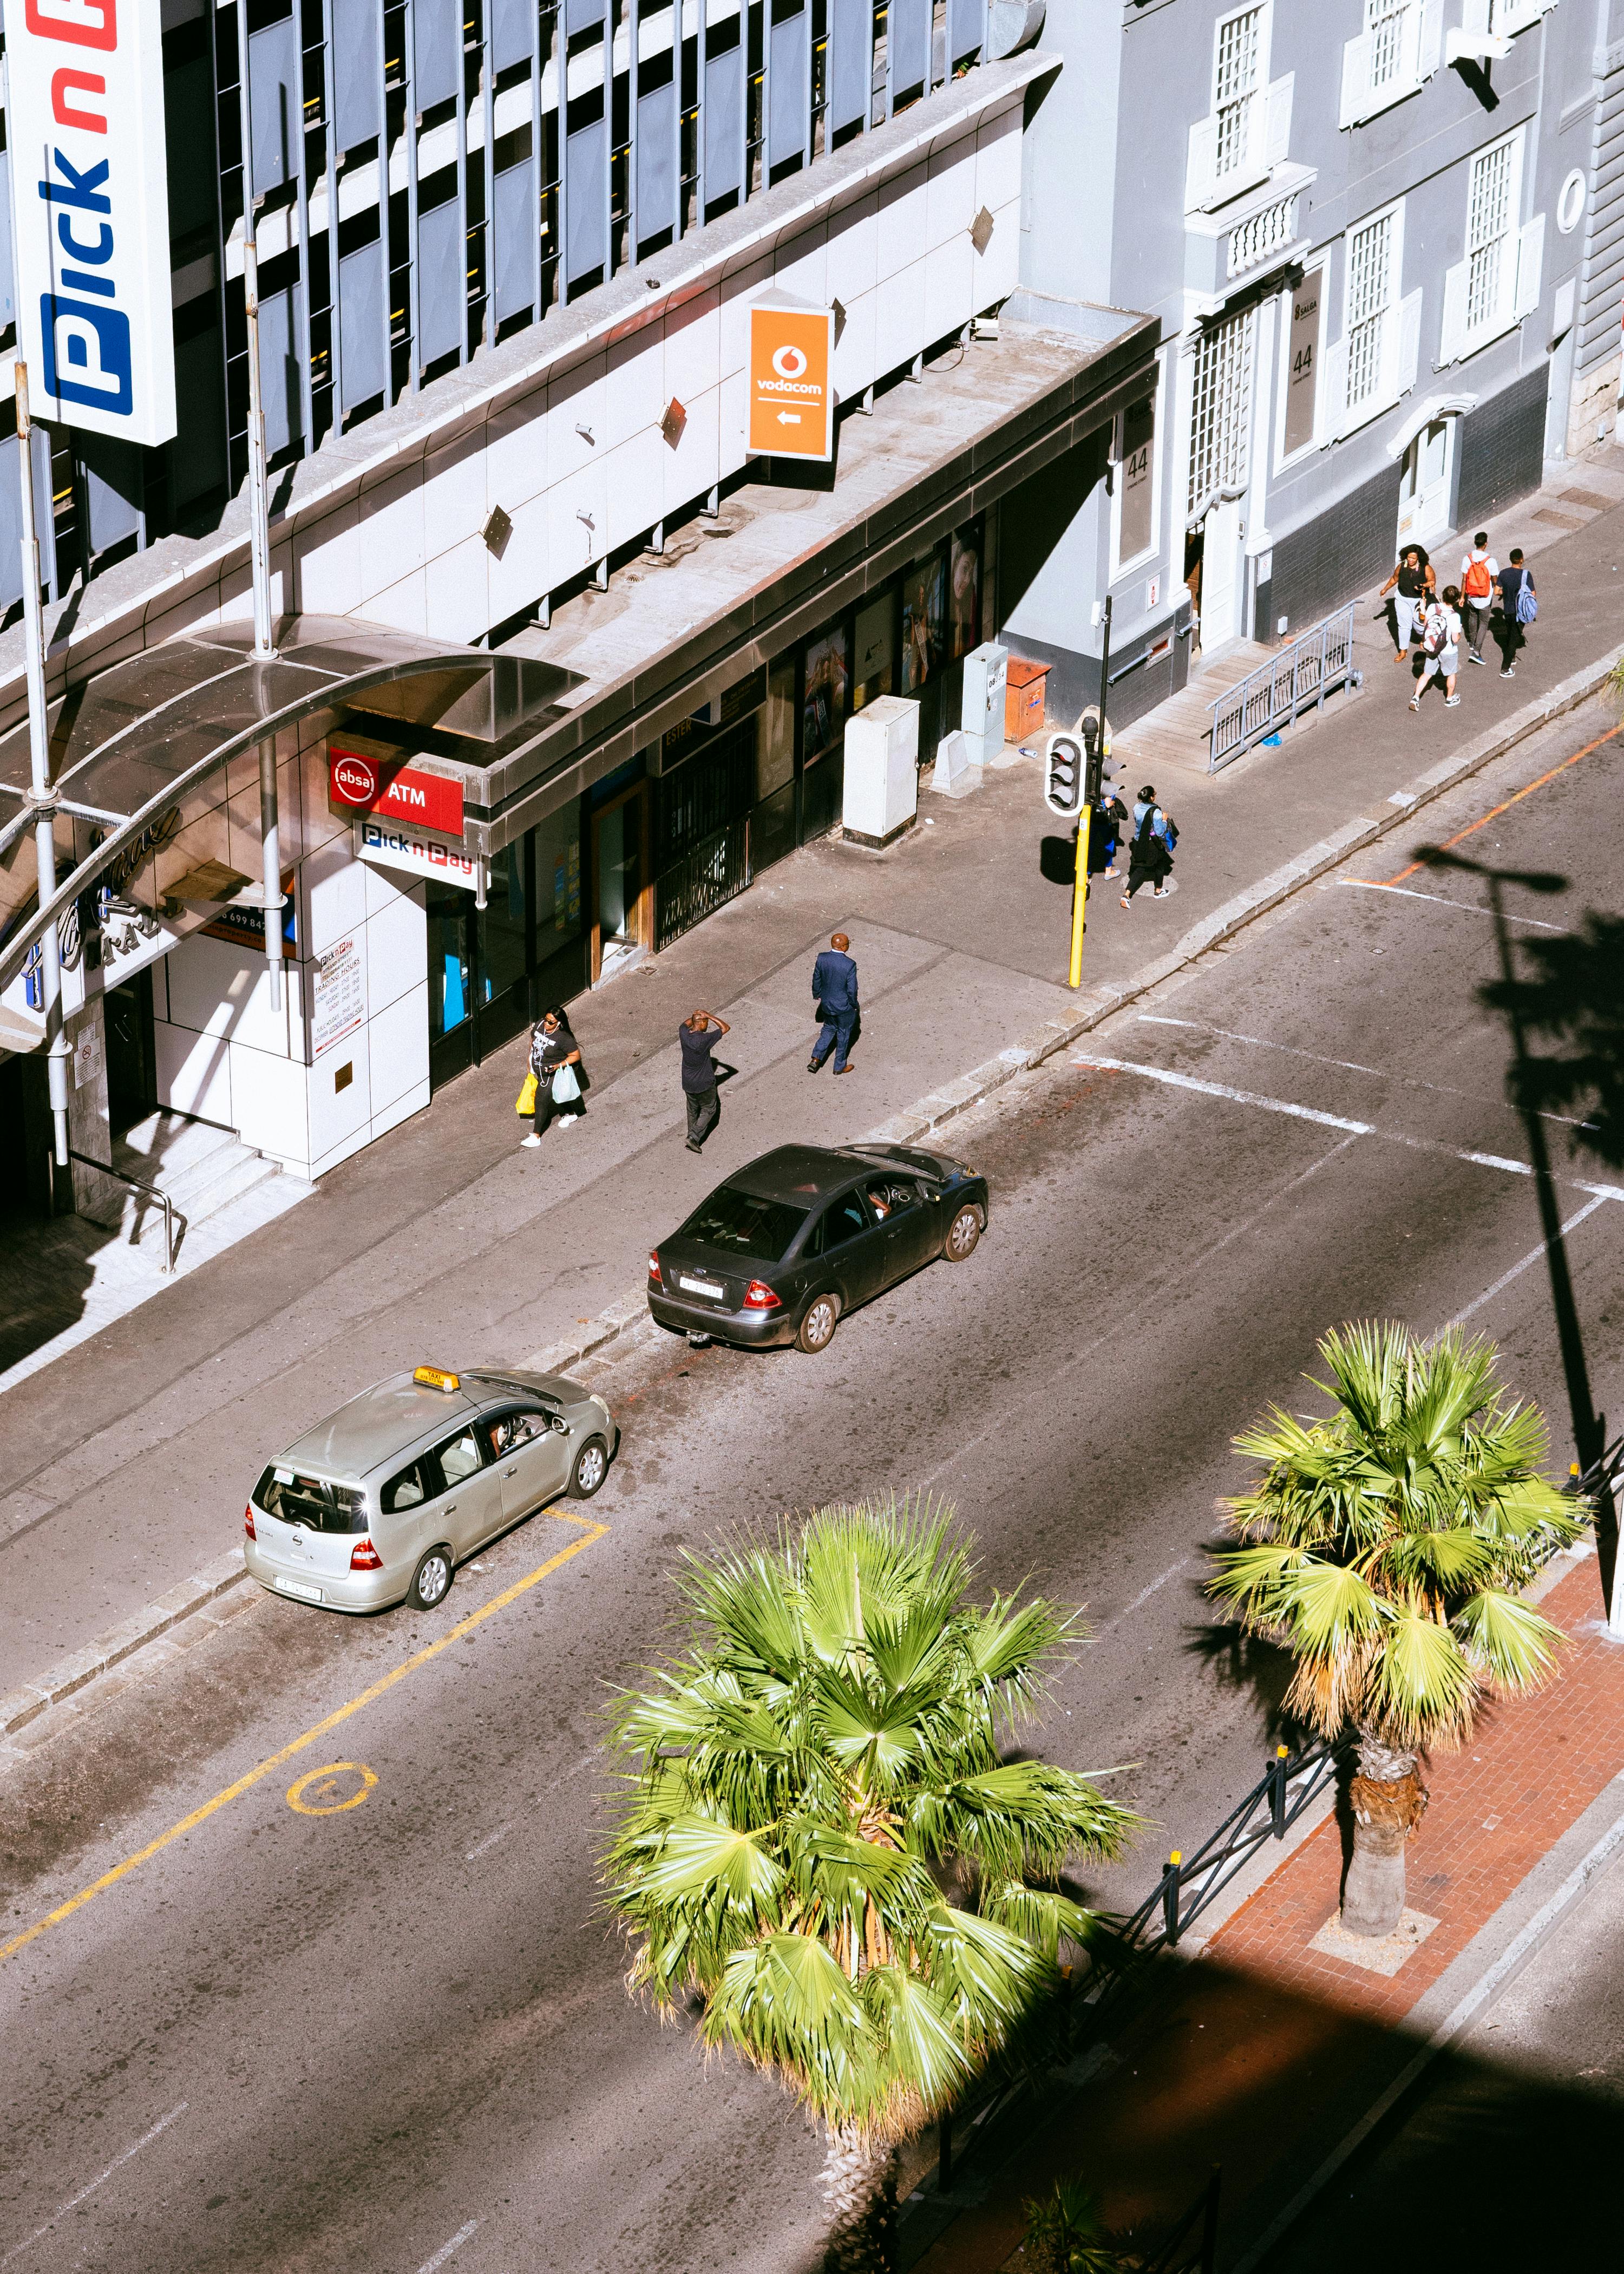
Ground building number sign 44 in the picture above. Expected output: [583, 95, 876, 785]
[9, 0, 177, 445]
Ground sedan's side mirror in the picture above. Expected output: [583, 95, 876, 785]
[551, 1415, 569, 1434]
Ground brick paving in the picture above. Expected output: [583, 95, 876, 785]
[906, 1557, 1624, 2272]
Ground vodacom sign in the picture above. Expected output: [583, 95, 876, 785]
[748, 293, 835, 463]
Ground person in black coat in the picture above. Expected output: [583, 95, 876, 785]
[808, 932, 859, 1076]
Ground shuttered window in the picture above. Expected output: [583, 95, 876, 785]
[1345, 211, 1393, 408]
[1365, 0, 1410, 89]
[1214, 8, 1266, 181]
[1188, 308, 1254, 520]
[1466, 138, 1515, 331]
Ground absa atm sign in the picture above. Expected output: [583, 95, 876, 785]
[748, 304, 834, 463]
[9, 0, 176, 446]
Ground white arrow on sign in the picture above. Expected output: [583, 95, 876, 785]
[777, 411, 802, 425]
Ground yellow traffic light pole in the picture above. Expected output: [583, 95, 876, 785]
[1068, 805, 1090, 988]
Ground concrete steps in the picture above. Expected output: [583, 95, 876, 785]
[1112, 637, 1272, 781]
[110, 1112, 281, 1256]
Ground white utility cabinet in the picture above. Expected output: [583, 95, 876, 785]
[960, 642, 1009, 764]
[842, 696, 919, 848]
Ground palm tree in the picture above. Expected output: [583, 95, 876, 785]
[603, 1495, 1137, 2273]
[1021, 2177, 1132, 2273]
[1209, 1323, 1583, 1938]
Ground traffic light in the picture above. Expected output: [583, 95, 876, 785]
[1044, 731, 1084, 817]
[1081, 715, 1104, 809]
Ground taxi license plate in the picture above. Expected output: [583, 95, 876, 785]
[679, 1275, 725, 1299]
[275, 1575, 323, 1603]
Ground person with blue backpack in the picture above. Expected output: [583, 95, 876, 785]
[1492, 548, 1537, 679]
[1122, 785, 1177, 907]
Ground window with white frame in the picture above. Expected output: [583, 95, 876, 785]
[1186, 5, 1292, 214]
[1322, 198, 1422, 437]
[1188, 308, 1254, 522]
[1438, 127, 1544, 363]
[1214, 8, 1266, 184]
[1340, 0, 1442, 129]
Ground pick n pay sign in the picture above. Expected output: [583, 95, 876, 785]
[9, 0, 176, 446]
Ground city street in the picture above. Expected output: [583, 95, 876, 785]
[4, 707, 1624, 2274]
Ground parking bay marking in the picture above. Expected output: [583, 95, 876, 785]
[0, 1512, 608, 1968]
[287, 1762, 378, 1815]
[0, 2101, 187, 2266]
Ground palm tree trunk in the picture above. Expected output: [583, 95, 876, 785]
[1342, 1728, 1427, 1938]
[820, 2124, 898, 2274]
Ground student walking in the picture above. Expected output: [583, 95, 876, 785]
[1121, 786, 1175, 906]
[1410, 587, 1464, 712]
[679, 1009, 730, 1153]
[519, 1005, 585, 1147]
[1458, 533, 1497, 665]
[808, 932, 859, 1075]
[1088, 785, 1130, 883]
[1493, 548, 1537, 677]
[1379, 545, 1435, 662]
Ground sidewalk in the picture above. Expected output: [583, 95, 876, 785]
[4, 442, 1624, 1711]
[900, 1553, 1624, 2273]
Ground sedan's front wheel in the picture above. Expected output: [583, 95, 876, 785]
[570, 1435, 610, 1498]
[944, 1205, 981, 1261]
[797, 1293, 840, 1354]
[408, 1546, 453, 1610]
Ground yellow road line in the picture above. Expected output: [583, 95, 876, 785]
[1, 1512, 608, 1968]
[1384, 728, 1619, 884]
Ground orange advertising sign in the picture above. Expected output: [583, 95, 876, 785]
[748, 298, 836, 462]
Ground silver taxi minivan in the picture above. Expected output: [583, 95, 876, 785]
[244, 1364, 618, 1614]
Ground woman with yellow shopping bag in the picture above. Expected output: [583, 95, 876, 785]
[518, 1005, 586, 1148]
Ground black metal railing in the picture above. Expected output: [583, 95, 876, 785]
[1141, 2167, 1222, 2274]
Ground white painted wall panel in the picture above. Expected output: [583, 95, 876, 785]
[230, 1040, 313, 1173]
[367, 978, 431, 1118]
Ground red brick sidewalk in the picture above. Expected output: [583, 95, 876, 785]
[908, 1557, 1624, 2272]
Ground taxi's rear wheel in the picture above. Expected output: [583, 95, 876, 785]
[944, 1205, 981, 1262]
[797, 1293, 840, 1354]
[408, 1546, 453, 1610]
[570, 1435, 610, 1499]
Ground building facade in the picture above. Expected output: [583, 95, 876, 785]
[1003, 0, 1624, 723]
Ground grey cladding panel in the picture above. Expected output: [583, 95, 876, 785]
[249, 16, 300, 197]
[828, 0, 869, 134]
[492, 0, 536, 72]
[494, 158, 537, 322]
[414, 0, 461, 108]
[418, 199, 465, 363]
[0, 149, 11, 330]
[889, 0, 930, 92]
[705, 46, 744, 201]
[333, 0, 384, 152]
[565, 0, 606, 29]
[338, 238, 387, 411]
[768, 11, 809, 167]
[636, 80, 678, 242]
[0, 430, 55, 612]
[566, 119, 608, 281]
[258, 278, 304, 456]
[81, 437, 143, 555]
[947, 0, 983, 64]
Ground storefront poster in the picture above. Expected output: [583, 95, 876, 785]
[802, 628, 849, 763]
[312, 936, 366, 1060]
[901, 556, 947, 692]
[949, 530, 981, 660]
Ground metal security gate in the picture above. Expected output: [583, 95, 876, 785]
[655, 818, 750, 948]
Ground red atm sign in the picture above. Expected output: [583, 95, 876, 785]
[329, 747, 464, 835]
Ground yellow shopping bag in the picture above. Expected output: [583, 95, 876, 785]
[515, 1071, 538, 1116]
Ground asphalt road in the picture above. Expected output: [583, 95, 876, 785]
[4, 704, 1624, 2274]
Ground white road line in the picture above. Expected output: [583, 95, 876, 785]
[1330, 878, 1571, 932]
[1081, 1057, 1624, 1197]
[1099, 1557, 1193, 1633]
[466, 1824, 512, 1861]
[1, 2102, 187, 2266]
[1076, 1057, 1374, 1135]
[1446, 1198, 1612, 1328]
[1135, 1015, 1596, 1131]
[417, 2221, 479, 2273]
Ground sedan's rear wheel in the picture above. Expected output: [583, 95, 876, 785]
[944, 1205, 981, 1261]
[408, 1546, 453, 1610]
[797, 1293, 840, 1354]
[570, 1434, 610, 1499]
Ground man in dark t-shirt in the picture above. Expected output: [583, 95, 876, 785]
[679, 1010, 731, 1153]
[1379, 545, 1435, 662]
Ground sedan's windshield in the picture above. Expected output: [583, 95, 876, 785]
[679, 1186, 808, 1262]
[254, 1465, 368, 1533]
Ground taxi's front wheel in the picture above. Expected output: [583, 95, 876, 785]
[408, 1546, 453, 1610]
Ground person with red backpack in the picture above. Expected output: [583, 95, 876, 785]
[1458, 532, 1497, 666]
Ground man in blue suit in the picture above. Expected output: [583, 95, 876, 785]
[808, 932, 860, 1076]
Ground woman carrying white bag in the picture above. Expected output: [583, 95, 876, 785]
[519, 1005, 587, 1148]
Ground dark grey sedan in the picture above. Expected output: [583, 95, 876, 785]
[646, 1142, 988, 1353]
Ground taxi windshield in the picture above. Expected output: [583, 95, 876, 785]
[254, 1466, 368, 1534]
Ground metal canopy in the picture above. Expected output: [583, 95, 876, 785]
[0, 616, 572, 998]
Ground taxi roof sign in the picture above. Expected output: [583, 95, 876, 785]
[414, 1365, 461, 1393]
[748, 293, 836, 464]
